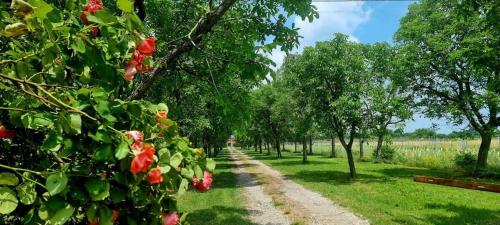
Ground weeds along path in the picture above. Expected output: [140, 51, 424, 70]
[229, 147, 369, 225]
[229, 148, 291, 225]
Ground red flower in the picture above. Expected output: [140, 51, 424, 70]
[127, 130, 144, 141]
[137, 37, 156, 56]
[133, 50, 146, 64]
[192, 171, 213, 192]
[0, 125, 14, 139]
[155, 111, 169, 128]
[162, 212, 179, 225]
[80, 0, 104, 25]
[88, 217, 99, 225]
[112, 209, 119, 223]
[130, 143, 155, 175]
[127, 130, 144, 152]
[147, 168, 163, 185]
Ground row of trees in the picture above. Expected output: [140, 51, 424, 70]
[239, 0, 499, 178]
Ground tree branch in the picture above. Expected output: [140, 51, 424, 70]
[128, 0, 238, 100]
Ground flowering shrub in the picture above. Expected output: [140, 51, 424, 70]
[0, 0, 214, 224]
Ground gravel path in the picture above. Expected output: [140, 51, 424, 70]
[230, 148, 370, 225]
[229, 149, 291, 225]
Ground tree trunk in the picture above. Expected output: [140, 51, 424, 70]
[276, 139, 282, 159]
[294, 141, 297, 153]
[308, 136, 313, 155]
[375, 134, 384, 160]
[330, 135, 336, 158]
[266, 141, 270, 155]
[254, 142, 258, 152]
[302, 136, 308, 163]
[282, 141, 285, 152]
[259, 139, 263, 154]
[475, 132, 492, 175]
[359, 138, 364, 159]
[346, 147, 357, 179]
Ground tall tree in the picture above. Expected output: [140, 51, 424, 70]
[363, 43, 412, 160]
[285, 33, 366, 178]
[395, 0, 500, 174]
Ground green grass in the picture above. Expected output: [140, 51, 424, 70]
[178, 149, 254, 225]
[244, 149, 500, 225]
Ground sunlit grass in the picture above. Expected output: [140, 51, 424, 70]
[178, 149, 254, 225]
[245, 149, 500, 225]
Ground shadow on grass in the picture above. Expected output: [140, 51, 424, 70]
[373, 167, 452, 179]
[286, 170, 395, 185]
[186, 206, 256, 225]
[424, 203, 500, 225]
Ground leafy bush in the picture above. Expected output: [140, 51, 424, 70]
[454, 152, 477, 172]
[0, 0, 213, 224]
[372, 145, 395, 162]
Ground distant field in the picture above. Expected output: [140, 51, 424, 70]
[283, 138, 500, 170]
[245, 149, 500, 225]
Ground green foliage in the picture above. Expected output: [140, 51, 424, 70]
[372, 145, 395, 163]
[454, 152, 477, 172]
[0, 1, 214, 224]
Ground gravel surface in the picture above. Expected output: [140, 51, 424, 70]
[229, 149, 291, 225]
[230, 148, 370, 225]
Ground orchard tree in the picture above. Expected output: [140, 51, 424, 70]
[363, 43, 412, 160]
[0, 1, 215, 225]
[290, 33, 367, 178]
[395, 0, 500, 174]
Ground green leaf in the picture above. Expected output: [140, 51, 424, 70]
[158, 148, 170, 165]
[26, 0, 53, 19]
[117, 0, 134, 13]
[70, 38, 86, 54]
[46, 204, 74, 225]
[194, 165, 203, 179]
[98, 206, 113, 225]
[16, 182, 37, 205]
[93, 145, 115, 162]
[0, 172, 19, 186]
[84, 179, 110, 201]
[93, 10, 118, 24]
[206, 158, 216, 172]
[176, 179, 188, 197]
[42, 131, 63, 152]
[46, 172, 68, 196]
[181, 168, 194, 179]
[69, 114, 81, 134]
[157, 103, 169, 113]
[0, 187, 18, 214]
[170, 152, 183, 168]
[115, 141, 130, 160]
[159, 165, 171, 174]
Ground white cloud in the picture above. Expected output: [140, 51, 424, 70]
[269, 2, 372, 70]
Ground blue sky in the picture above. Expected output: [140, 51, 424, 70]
[267, 0, 465, 134]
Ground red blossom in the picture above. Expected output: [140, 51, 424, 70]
[155, 111, 169, 128]
[127, 130, 144, 141]
[130, 143, 155, 175]
[80, 0, 104, 25]
[137, 37, 156, 56]
[112, 209, 119, 223]
[162, 212, 179, 225]
[0, 125, 14, 140]
[147, 167, 163, 185]
[192, 171, 213, 192]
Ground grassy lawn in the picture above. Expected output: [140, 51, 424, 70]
[178, 149, 254, 225]
[244, 149, 500, 225]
